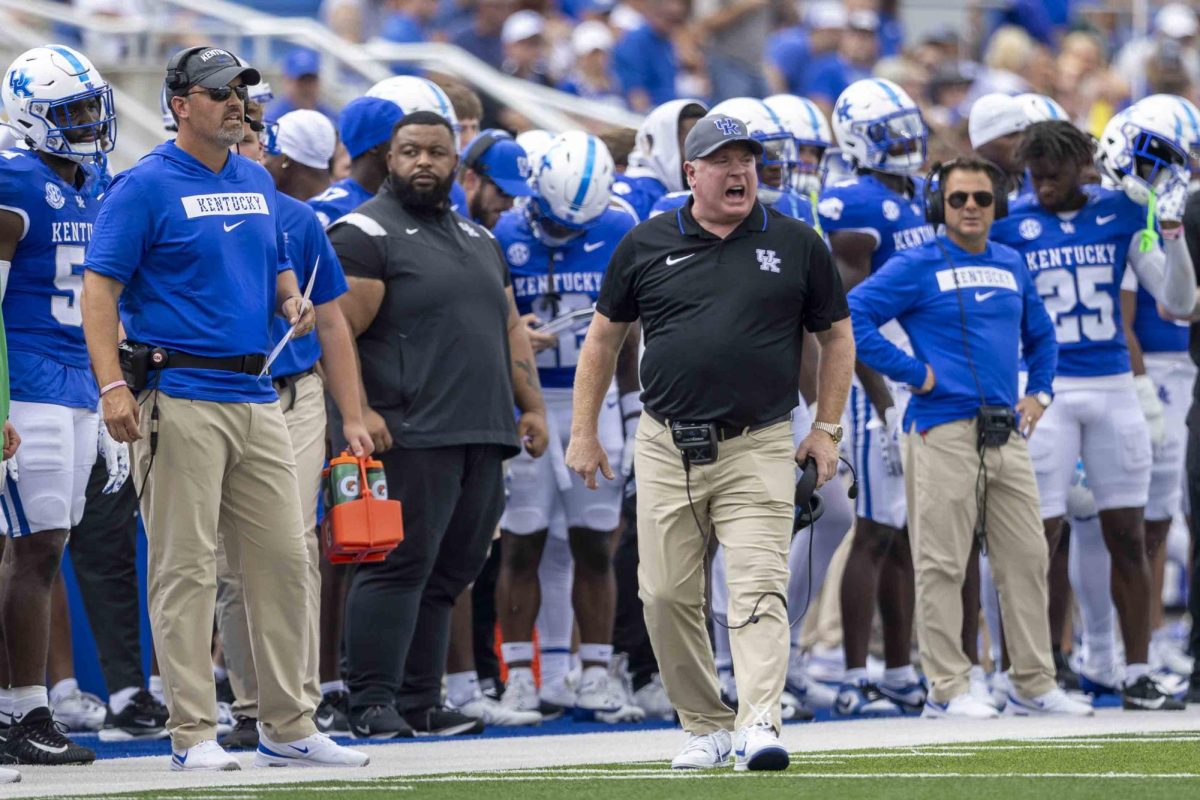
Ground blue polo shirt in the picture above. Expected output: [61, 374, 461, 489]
[269, 193, 349, 379]
[84, 142, 293, 404]
[613, 24, 677, 106]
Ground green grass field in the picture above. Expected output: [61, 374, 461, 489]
[49, 732, 1200, 800]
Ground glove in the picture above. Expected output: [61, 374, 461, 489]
[1157, 176, 1188, 226]
[1134, 373, 1166, 448]
[877, 405, 903, 477]
[619, 391, 642, 478]
[98, 419, 131, 494]
[0, 457, 17, 496]
[1066, 460, 1097, 520]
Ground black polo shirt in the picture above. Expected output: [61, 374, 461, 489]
[597, 197, 848, 427]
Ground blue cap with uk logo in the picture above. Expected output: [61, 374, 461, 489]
[684, 113, 765, 162]
[462, 129, 535, 198]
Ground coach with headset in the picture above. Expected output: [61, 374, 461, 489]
[848, 157, 1081, 718]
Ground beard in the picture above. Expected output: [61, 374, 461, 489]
[216, 121, 245, 148]
[389, 171, 455, 212]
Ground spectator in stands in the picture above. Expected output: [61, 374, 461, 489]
[612, 0, 687, 112]
[321, 0, 366, 42]
[1115, 3, 1200, 98]
[559, 21, 626, 109]
[768, 0, 845, 99]
[694, 0, 772, 102]
[450, 0, 512, 69]
[381, 0, 439, 43]
[438, 80, 484, 143]
[270, 48, 337, 122]
[500, 10, 554, 86]
[925, 61, 976, 130]
[975, 25, 1034, 97]
[804, 8, 878, 110]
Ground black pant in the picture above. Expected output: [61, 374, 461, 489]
[68, 458, 145, 693]
[344, 443, 505, 711]
[612, 477, 659, 690]
[471, 539, 502, 687]
[1186, 403, 1200, 682]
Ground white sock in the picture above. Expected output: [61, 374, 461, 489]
[0, 687, 12, 724]
[883, 665, 918, 688]
[110, 685, 140, 715]
[149, 675, 164, 704]
[581, 665, 608, 687]
[507, 666, 534, 684]
[969, 665, 987, 684]
[540, 649, 571, 689]
[501, 641, 535, 665]
[446, 671, 479, 708]
[49, 677, 78, 706]
[844, 667, 869, 686]
[1124, 663, 1150, 685]
[578, 643, 612, 668]
[11, 685, 48, 720]
[320, 680, 346, 697]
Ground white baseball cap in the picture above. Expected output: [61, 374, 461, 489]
[572, 20, 614, 56]
[274, 109, 336, 170]
[502, 10, 545, 45]
[968, 93, 1029, 149]
[806, 1, 848, 31]
[1156, 3, 1199, 39]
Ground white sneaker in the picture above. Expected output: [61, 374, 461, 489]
[539, 676, 577, 711]
[923, 692, 1000, 719]
[989, 671, 1011, 711]
[790, 673, 838, 710]
[0, 767, 18, 783]
[170, 739, 241, 771]
[633, 674, 674, 720]
[1152, 639, 1195, 677]
[1007, 687, 1094, 716]
[576, 666, 623, 713]
[733, 723, 789, 772]
[458, 694, 541, 727]
[52, 688, 107, 732]
[254, 730, 370, 768]
[591, 670, 646, 723]
[671, 729, 732, 770]
[502, 670, 541, 713]
[969, 667, 996, 709]
[806, 646, 846, 684]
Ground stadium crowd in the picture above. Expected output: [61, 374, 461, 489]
[0, 0, 1198, 782]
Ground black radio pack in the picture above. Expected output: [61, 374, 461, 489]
[670, 420, 719, 466]
[118, 340, 168, 392]
[976, 404, 1016, 449]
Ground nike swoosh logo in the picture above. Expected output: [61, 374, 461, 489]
[290, 745, 310, 754]
[975, 290, 997, 302]
[665, 253, 695, 266]
[316, 713, 334, 727]
[223, 220, 246, 232]
[406, 228, 419, 234]
[31, 740, 69, 754]
[583, 241, 605, 253]
[1126, 694, 1166, 709]
[1097, 214, 1117, 225]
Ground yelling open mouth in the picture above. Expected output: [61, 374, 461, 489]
[725, 184, 747, 201]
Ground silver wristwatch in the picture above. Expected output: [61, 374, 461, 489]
[1033, 391, 1053, 409]
[812, 421, 843, 445]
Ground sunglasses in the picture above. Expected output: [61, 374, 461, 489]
[946, 190, 994, 209]
[188, 85, 249, 103]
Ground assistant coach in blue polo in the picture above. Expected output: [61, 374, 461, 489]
[81, 46, 369, 772]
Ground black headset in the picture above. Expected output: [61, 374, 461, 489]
[923, 158, 1010, 227]
[462, 129, 513, 173]
[165, 46, 210, 93]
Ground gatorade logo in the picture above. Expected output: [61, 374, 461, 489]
[339, 475, 359, 499]
[370, 479, 388, 499]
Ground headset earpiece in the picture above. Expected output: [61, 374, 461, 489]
[925, 158, 1009, 227]
[165, 46, 206, 93]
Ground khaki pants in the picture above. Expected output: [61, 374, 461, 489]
[635, 413, 794, 733]
[216, 372, 326, 718]
[134, 391, 316, 750]
[904, 419, 1056, 703]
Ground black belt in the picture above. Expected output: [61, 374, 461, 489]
[643, 407, 791, 441]
[272, 366, 316, 390]
[159, 351, 267, 376]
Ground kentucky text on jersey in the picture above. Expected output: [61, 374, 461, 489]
[818, 173, 933, 272]
[1024, 243, 1121, 272]
[50, 222, 93, 243]
[511, 271, 606, 296]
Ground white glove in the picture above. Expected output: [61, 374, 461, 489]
[0, 457, 17, 495]
[619, 391, 642, 478]
[1156, 175, 1189, 225]
[878, 405, 903, 477]
[1066, 460, 1097, 520]
[98, 419, 130, 494]
[1134, 373, 1166, 447]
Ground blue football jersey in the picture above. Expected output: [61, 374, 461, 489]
[0, 149, 98, 408]
[650, 189, 825, 238]
[612, 174, 667, 222]
[991, 185, 1145, 377]
[1133, 284, 1188, 353]
[495, 205, 637, 388]
[308, 177, 373, 228]
[817, 173, 934, 272]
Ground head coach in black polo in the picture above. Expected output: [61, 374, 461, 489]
[566, 114, 855, 771]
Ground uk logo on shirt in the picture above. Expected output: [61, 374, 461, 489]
[756, 248, 781, 273]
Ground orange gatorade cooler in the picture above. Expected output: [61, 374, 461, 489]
[322, 452, 403, 563]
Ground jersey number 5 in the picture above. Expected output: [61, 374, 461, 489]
[52, 244, 86, 328]
[1035, 265, 1116, 344]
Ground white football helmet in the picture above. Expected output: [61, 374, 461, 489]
[528, 131, 615, 247]
[2, 45, 115, 163]
[515, 129, 555, 172]
[1017, 93, 1068, 123]
[1096, 95, 1190, 205]
[366, 76, 460, 145]
[710, 97, 796, 203]
[763, 93, 832, 194]
[831, 78, 927, 175]
[1141, 93, 1200, 158]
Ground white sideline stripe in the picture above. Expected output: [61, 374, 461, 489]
[395, 773, 1200, 782]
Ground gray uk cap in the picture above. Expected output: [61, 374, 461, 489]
[684, 113, 764, 161]
[170, 47, 261, 93]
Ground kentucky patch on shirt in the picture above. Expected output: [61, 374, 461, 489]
[181, 193, 269, 218]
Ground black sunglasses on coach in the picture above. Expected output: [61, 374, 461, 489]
[946, 190, 995, 209]
[187, 85, 249, 103]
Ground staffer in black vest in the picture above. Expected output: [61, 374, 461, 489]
[567, 114, 855, 771]
[330, 111, 548, 738]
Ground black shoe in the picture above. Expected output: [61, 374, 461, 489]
[100, 689, 168, 741]
[1187, 682, 1200, 704]
[536, 700, 565, 721]
[217, 715, 259, 749]
[316, 691, 350, 735]
[215, 676, 235, 706]
[5, 707, 95, 765]
[349, 704, 413, 739]
[1054, 651, 1081, 692]
[402, 705, 485, 736]
[1122, 675, 1187, 711]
